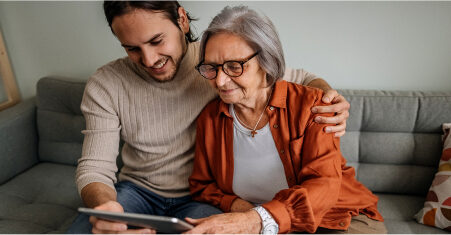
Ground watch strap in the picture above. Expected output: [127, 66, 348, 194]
[253, 206, 279, 234]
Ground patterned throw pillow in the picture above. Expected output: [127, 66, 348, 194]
[415, 123, 451, 231]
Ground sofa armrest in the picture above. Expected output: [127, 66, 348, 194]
[0, 98, 39, 184]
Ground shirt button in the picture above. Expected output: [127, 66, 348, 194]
[273, 124, 279, 129]
[269, 106, 274, 110]
[280, 149, 285, 154]
[339, 222, 345, 227]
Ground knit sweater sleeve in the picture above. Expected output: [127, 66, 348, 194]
[75, 68, 121, 195]
[262, 92, 342, 233]
[282, 67, 318, 86]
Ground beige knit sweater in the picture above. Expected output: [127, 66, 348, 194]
[76, 41, 318, 198]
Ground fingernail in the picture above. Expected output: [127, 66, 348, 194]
[120, 224, 127, 230]
[142, 229, 152, 234]
[312, 107, 318, 113]
[315, 116, 321, 122]
[325, 127, 331, 133]
[324, 98, 330, 103]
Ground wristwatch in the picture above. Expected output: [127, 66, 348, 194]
[253, 206, 279, 234]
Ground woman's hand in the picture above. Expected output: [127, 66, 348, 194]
[184, 210, 262, 234]
[312, 89, 350, 137]
[230, 198, 255, 212]
[89, 201, 155, 234]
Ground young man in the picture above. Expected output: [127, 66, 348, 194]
[68, 1, 350, 234]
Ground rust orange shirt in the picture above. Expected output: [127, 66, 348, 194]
[189, 81, 383, 233]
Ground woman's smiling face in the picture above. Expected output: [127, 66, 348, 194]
[203, 33, 267, 104]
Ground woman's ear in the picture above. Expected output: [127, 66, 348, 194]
[177, 7, 190, 34]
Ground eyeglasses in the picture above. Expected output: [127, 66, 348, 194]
[196, 52, 259, 80]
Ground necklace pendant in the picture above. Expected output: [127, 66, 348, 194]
[251, 130, 257, 137]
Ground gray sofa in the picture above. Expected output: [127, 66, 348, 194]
[0, 76, 450, 233]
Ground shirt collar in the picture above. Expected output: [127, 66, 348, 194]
[269, 80, 288, 109]
[218, 80, 288, 118]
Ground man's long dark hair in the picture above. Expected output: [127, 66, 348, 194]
[103, 1, 197, 42]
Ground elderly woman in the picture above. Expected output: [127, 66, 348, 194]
[186, 6, 385, 234]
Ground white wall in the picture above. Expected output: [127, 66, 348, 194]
[184, 1, 451, 91]
[0, 1, 450, 99]
[0, 1, 125, 99]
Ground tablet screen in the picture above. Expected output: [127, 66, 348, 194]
[78, 207, 194, 233]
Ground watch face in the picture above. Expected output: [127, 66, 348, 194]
[263, 224, 279, 234]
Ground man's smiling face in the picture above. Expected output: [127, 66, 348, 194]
[112, 8, 189, 82]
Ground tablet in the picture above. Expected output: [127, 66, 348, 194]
[78, 207, 194, 233]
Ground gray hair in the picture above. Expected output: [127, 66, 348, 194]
[198, 6, 285, 85]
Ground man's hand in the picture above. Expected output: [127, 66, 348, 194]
[89, 201, 155, 234]
[312, 89, 350, 137]
[184, 210, 261, 234]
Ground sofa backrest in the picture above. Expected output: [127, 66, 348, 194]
[36, 76, 125, 168]
[37, 77, 86, 165]
[339, 90, 451, 196]
[35, 77, 451, 196]
[0, 98, 38, 184]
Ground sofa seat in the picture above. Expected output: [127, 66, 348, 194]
[0, 163, 81, 233]
[376, 193, 447, 233]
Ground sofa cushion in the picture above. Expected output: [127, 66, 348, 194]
[0, 163, 82, 233]
[415, 123, 451, 231]
[376, 193, 447, 233]
[356, 164, 436, 195]
[384, 220, 448, 234]
[339, 90, 451, 133]
[339, 90, 451, 196]
[0, 99, 38, 185]
[37, 77, 86, 166]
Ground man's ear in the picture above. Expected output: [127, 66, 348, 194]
[177, 7, 190, 34]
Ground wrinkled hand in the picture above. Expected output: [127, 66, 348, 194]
[90, 201, 155, 234]
[184, 210, 261, 234]
[230, 198, 255, 212]
[312, 89, 350, 137]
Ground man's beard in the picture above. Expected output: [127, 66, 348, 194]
[148, 34, 188, 83]
[150, 56, 182, 83]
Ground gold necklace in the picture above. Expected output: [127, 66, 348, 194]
[233, 88, 273, 137]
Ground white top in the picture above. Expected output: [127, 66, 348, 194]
[230, 105, 289, 205]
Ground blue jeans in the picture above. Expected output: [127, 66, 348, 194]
[67, 181, 222, 233]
